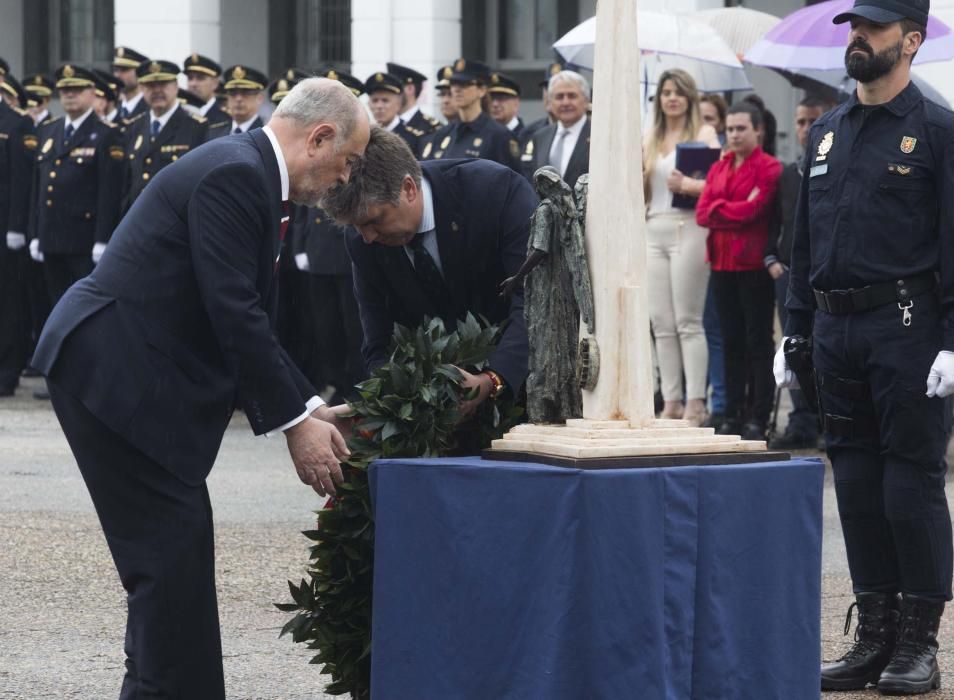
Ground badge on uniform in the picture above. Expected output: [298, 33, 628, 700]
[900, 136, 917, 154]
[440, 136, 450, 149]
[421, 142, 432, 158]
[888, 163, 912, 175]
[816, 131, 834, 162]
[41, 138, 53, 154]
[134, 134, 143, 151]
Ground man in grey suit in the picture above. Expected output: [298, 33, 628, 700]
[520, 70, 591, 189]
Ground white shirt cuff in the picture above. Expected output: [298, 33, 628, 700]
[264, 395, 325, 437]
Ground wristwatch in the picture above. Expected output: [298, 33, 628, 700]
[482, 369, 505, 400]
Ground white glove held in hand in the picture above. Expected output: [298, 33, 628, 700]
[6, 232, 26, 250]
[926, 351, 954, 398]
[29, 238, 43, 262]
[92, 242, 106, 264]
[294, 252, 310, 272]
[774, 337, 798, 389]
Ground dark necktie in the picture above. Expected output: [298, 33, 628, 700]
[408, 232, 448, 304]
[64, 123, 74, 145]
[233, 126, 242, 135]
[151, 119, 161, 137]
[119, 105, 128, 119]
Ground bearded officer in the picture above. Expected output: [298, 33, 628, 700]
[776, 0, 954, 693]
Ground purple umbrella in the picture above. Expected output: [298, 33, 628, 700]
[745, 0, 954, 70]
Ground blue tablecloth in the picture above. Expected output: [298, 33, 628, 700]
[369, 457, 824, 700]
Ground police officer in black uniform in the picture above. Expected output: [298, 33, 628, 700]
[91, 69, 121, 123]
[0, 73, 29, 109]
[30, 64, 124, 304]
[365, 71, 426, 156]
[184, 53, 228, 124]
[111, 46, 149, 121]
[421, 58, 520, 172]
[777, 0, 954, 693]
[487, 71, 528, 147]
[0, 58, 37, 395]
[23, 74, 55, 126]
[386, 61, 441, 136]
[205, 65, 267, 141]
[319, 68, 365, 99]
[121, 60, 208, 214]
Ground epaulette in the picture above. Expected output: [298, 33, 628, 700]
[189, 113, 207, 123]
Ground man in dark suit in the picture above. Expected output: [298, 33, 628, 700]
[1, 58, 38, 396]
[521, 69, 591, 189]
[121, 60, 208, 214]
[32, 78, 370, 699]
[322, 127, 535, 412]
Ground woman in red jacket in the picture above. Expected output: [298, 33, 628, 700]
[696, 101, 781, 440]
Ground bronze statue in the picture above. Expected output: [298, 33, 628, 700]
[501, 167, 595, 423]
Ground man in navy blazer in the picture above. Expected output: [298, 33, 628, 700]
[32, 78, 370, 699]
[322, 127, 535, 413]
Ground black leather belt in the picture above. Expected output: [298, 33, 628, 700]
[813, 271, 937, 315]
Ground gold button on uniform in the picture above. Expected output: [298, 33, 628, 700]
[145, 157, 152, 165]
[142, 173, 150, 181]
[76, 158, 83, 164]
[46, 199, 52, 207]
[54, 159, 61, 165]
[47, 185, 53, 192]
[49, 171, 56, 179]
[84, 212, 92, 220]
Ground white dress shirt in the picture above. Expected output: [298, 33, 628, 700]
[548, 114, 587, 178]
[231, 116, 259, 134]
[261, 125, 323, 435]
[65, 108, 95, 134]
[200, 97, 217, 117]
[120, 91, 144, 116]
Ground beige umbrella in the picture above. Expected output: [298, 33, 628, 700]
[691, 7, 781, 59]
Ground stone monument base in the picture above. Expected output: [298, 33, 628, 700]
[484, 418, 789, 469]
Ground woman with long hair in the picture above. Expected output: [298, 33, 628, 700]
[643, 69, 720, 426]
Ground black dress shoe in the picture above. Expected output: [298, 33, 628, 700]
[822, 593, 900, 691]
[716, 417, 742, 435]
[741, 421, 766, 441]
[20, 366, 41, 378]
[769, 430, 818, 450]
[32, 387, 50, 400]
[0, 385, 15, 397]
[704, 412, 725, 429]
[877, 595, 944, 696]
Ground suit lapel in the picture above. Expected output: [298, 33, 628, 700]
[536, 125, 556, 171]
[564, 118, 591, 187]
[249, 129, 283, 272]
[428, 171, 467, 318]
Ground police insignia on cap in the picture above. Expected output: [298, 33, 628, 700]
[491, 73, 500, 84]
[234, 66, 247, 80]
[278, 79, 288, 91]
[454, 59, 465, 71]
[191, 53, 199, 63]
[286, 69, 295, 81]
[117, 48, 125, 58]
[375, 72, 383, 82]
[33, 75, 43, 86]
[442, 67, 452, 79]
[900, 136, 917, 154]
[816, 131, 834, 161]
[328, 69, 338, 80]
[63, 65, 75, 78]
[149, 62, 161, 74]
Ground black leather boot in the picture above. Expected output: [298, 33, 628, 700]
[822, 592, 900, 691]
[877, 595, 944, 695]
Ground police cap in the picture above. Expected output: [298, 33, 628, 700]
[183, 53, 222, 78]
[24, 73, 55, 99]
[364, 72, 403, 95]
[449, 58, 491, 84]
[112, 46, 149, 69]
[488, 72, 521, 97]
[540, 61, 565, 87]
[0, 57, 8, 77]
[55, 64, 97, 90]
[137, 60, 180, 84]
[320, 68, 364, 97]
[435, 65, 453, 89]
[0, 74, 30, 108]
[92, 69, 119, 102]
[268, 68, 309, 103]
[833, 0, 929, 27]
[223, 65, 267, 91]
[386, 62, 427, 87]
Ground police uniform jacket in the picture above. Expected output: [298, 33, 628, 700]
[205, 116, 263, 142]
[0, 101, 36, 241]
[203, 101, 229, 126]
[122, 106, 209, 212]
[291, 206, 351, 276]
[421, 111, 521, 173]
[521, 117, 591, 189]
[346, 158, 536, 391]
[405, 108, 441, 136]
[785, 82, 954, 348]
[32, 129, 316, 484]
[391, 119, 426, 158]
[31, 114, 124, 254]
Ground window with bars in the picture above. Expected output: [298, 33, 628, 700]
[24, 0, 114, 75]
[269, 0, 351, 74]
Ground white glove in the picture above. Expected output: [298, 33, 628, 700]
[6, 232, 26, 250]
[774, 337, 798, 389]
[294, 252, 310, 272]
[926, 351, 954, 397]
[92, 242, 107, 264]
[29, 238, 43, 262]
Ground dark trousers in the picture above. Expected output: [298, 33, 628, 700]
[21, 255, 51, 361]
[0, 250, 25, 390]
[48, 380, 226, 699]
[703, 278, 726, 414]
[711, 269, 776, 425]
[774, 270, 818, 437]
[309, 273, 366, 401]
[814, 295, 953, 600]
[44, 253, 94, 306]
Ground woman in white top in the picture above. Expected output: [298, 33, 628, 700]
[643, 69, 721, 426]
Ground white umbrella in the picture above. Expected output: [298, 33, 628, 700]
[553, 12, 752, 93]
[691, 7, 781, 58]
